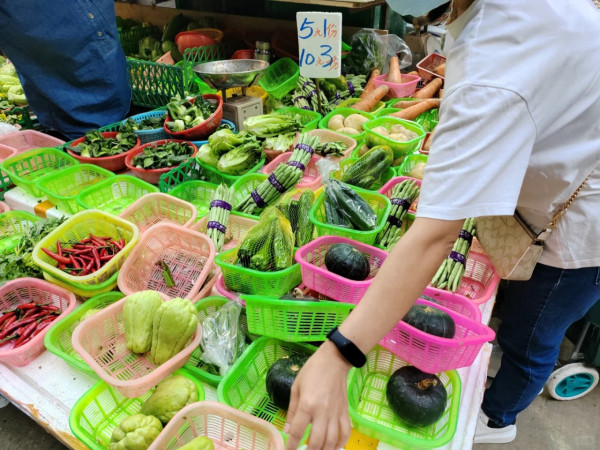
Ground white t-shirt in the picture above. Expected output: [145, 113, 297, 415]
[417, 0, 600, 269]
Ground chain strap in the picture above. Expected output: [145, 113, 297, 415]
[544, 174, 592, 231]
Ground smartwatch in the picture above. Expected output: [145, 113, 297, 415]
[327, 327, 367, 368]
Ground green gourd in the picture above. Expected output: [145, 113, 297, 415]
[265, 354, 308, 409]
[403, 304, 456, 339]
[325, 243, 370, 281]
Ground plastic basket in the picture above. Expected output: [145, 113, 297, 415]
[169, 180, 219, 218]
[215, 273, 238, 302]
[69, 369, 205, 450]
[218, 337, 315, 435]
[44, 291, 124, 375]
[309, 186, 391, 245]
[0, 144, 16, 162]
[274, 107, 321, 131]
[43, 270, 119, 300]
[454, 251, 500, 304]
[420, 132, 432, 155]
[258, 58, 300, 99]
[118, 223, 215, 300]
[127, 59, 188, 109]
[417, 53, 446, 82]
[0, 278, 76, 367]
[334, 157, 395, 191]
[164, 94, 224, 141]
[125, 110, 169, 144]
[295, 236, 388, 305]
[32, 209, 139, 287]
[0, 201, 9, 214]
[192, 213, 258, 253]
[318, 108, 375, 144]
[191, 265, 219, 303]
[397, 153, 428, 177]
[421, 286, 482, 322]
[380, 298, 495, 373]
[373, 73, 420, 98]
[261, 153, 322, 190]
[215, 247, 302, 297]
[348, 346, 460, 448]
[378, 176, 422, 214]
[363, 117, 425, 160]
[0, 210, 40, 255]
[71, 293, 203, 398]
[35, 164, 115, 214]
[305, 129, 357, 162]
[242, 294, 355, 342]
[0, 147, 79, 198]
[119, 192, 197, 234]
[75, 175, 158, 216]
[149, 401, 285, 450]
[0, 130, 65, 153]
[0, 145, 16, 200]
[335, 98, 386, 115]
[198, 155, 266, 187]
[230, 173, 268, 219]
[159, 156, 204, 193]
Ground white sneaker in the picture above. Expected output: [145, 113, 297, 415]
[474, 411, 517, 444]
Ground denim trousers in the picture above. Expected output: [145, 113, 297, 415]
[481, 263, 600, 427]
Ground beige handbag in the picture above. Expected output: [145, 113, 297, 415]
[476, 175, 591, 281]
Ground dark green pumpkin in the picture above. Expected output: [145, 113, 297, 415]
[403, 304, 456, 338]
[324, 243, 370, 281]
[266, 355, 308, 409]
[386, 366, 448, 428]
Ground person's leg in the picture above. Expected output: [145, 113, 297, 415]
[481, 264, 600, 427]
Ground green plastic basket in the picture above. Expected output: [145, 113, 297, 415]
[217, 337, 315, 435]
[0, 147, 79, 198]
[348, 346, 461, 448]
[318, 108, 375, 145]
[230, 172, 269, 220]
[334, 157, 395, 191]
[43, 270, 120, 299]
[258, 58, 299, 99]
[0, 169, 13, 201]
[386, 97, 414, 108]
[168, 180, 219, 218]
[0, 210, 40, 255]
[197, 155, 266, 187]
[69, 369, 205, 450]
[158, 156, 205, 193]
[363, 117, 425, 161]
[43, 291, 124, 375]
[35, 164, 115, 214]
[274, 107, 321, 131]
[309, 185, 391, 245]
[242, 295, 355, 342]
[75, 175, 158, 216]
[215, 247, 302, 297]
[397, 153, 428, 177]
[335, 98, 386, 114]
[127, 59, 188, 109]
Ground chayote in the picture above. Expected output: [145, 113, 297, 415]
[150, 297, 198, 365]
[140, 375, 198, 424]
[109, 414, 163, 450]
[123, 290, 163, 354]
[80, 308, 101, 321]
[178, 436, 215, 450]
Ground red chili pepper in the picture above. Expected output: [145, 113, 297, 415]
[21, 307, 40, 319]
[0, 312, 15, 327]
[56, 240, 62, 257]
[69, 255, 81, 269]
[0, 317, 34, 338]
[59, 263, 67, 270]
[84, 259, 94, 274]
[72, 244, 91, 250]
[79, 255, 93, 264]
[0, 334, 18, 344]
[41, 247, 72, 265]
[16, 302, 36, 310]
[90, 234, 108, 246]
[100, 254, 114, 262]
[0, 315, 16, 333]
[118, 239, 125, 249]
[32, 320, 53, 336]
[72, 249, 93, 256]
[79, 238, 92, 244]
[99, 248, 106, 258]
[92, 247, 101, 271]
[13, 321, 37, 347]
[40, 305, 59, 311]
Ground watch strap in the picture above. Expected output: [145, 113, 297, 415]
[327, 327, 367, 368]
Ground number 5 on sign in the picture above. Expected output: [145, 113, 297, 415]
[296, 12, 342, 78]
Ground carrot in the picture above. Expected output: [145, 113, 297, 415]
[359, 68, 380, 99]
[413, 78, 443, 99]
[352, 85, 389, 112]
[393, 98, 429, 109]
[433, 63, 446, 76]
[406, 70, 419, 77]
[391, 99, 441, 120]
[386, 56, 402, 83]
[423, 126, 436, 152]
[439, 89, 444, 98]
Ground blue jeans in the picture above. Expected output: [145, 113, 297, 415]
[482, 263, 600, 427]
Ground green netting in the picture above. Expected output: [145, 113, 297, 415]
[158, 157, 205, 193]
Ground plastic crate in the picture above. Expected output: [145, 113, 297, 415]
[169, 180, 219, 218]
[0, 144, 16, 162]
[454, 251, 501, 304]
[75, 175, 158, 216]
[118, 223, 215, 300]
[0, 201, 9, 214]
[397, 153, 428, 177]
[348, 346, 460, 448]
[149, 401, 285, 450]
[119, 192, 197, 234]
[215, 273, 239, 302]
[32, 209, 139, 287]
[71, 293, 203, 398]
[0, 147, 79, 198]
[0, 145, 16, 201]
[309, 186, 391, 245]
[417, 53, 447, 82]
[305, 129, 357, 162]
[217, 337, 315, 436]
[183, 44, 232, 68]
[35, 164, 115, 214]
[215, 247, 302, 297]
[44, 292, 124, 375]
[164, 94, 224, 141]
[421, 286, 482, 322]
[378, 176, 422, 214]
[159, 156, 205, 193]
[0, 210, 40, 255]
[242, 294, 355, 342]
[69, 369, 204, 450]
[191, 265, 219, 303]
[258, 58, 299, 99]
[127, 59, 188, 108]
[363, 117, 425, 161]
[380, 298, 495, 373]
[0, 130, 65, 153]
[334, 157, 395, 191]
[125, 110, 169, 144]
[192, 213, 258, 253]
[274, 107, 321, 131]
[43, 270, 120, 300]
[373, 73, 420, 98]
[261, 152, 322, 190]
[67, 131, 141, 173]
[230, 173, 269, 219]
[0, 278, 76, 367]
[296, 236, 388, 305]
[318, 108, 375, 145]
[335, 98, 386, 115]
[198, 154, 266, 187]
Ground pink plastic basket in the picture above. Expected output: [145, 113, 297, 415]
[0, 278, 76, 367]
[261, 153, 322, 190]
[417, 53, 446, 82]
[215, 273, 242, 304]
[378, 176, 422, 214]
[380, 298, 495, 373]
[191, 213, 259, 253]
[148, 401, 285, 450]
[0, 130, 65, 153]
[71, 293, 203, 398]
[119, 192, 197, 234]
[305, 129, 357, 162]
[118, 223, 215, 300]
[373, 74, 420, 98]
[0, 201, 9, 213]
[0, 144, 16, 162]
[421, 286, 482, 322]
[454, 251, 500, 304]
[295, 236, 388, 305]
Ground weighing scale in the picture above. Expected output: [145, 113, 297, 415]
[193, 60, 269, 130]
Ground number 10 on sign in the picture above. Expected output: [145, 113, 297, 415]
[296, 12, 342, 78]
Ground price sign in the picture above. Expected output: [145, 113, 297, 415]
[296, 12, 342, 78]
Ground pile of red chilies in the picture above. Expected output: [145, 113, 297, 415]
[41, 234, 125, 276]
[0, 303, 62, 348]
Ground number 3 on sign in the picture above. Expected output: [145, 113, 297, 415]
[296, 12, 342, 78]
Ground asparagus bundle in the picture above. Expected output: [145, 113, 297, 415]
[376, 179, 420, 249]
[206, 184, 233, 252]
[431, 218, 476, 292]
[235, 134, 320, 216]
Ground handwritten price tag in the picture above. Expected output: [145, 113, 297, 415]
[296, 12, 342, 78]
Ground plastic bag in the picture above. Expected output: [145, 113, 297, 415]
[199, 301, 246, 376]
[342, 29, 412, 76]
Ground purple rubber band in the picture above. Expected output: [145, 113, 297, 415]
[459, 229, 473, 243]
[301, 106, 311, 111]
[450, 251, 466, 266]
[296, 143, 314, 155]
[307, 89, 317, 98]
[294, 95, 308, 103]
[207, 221, 227, 234]
[287, 161, 306, 171]
[303, 80, 312, 88]
[268, 174, 286, 193]
[251, 189, 267, 208]
[387, 216, 403, 227]
[391, 198, 412, 210]
[335, 92, 341, 100]
[347, 81, 355, 96]
[210, 200, 232, 211]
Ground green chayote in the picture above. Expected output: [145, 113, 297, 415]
[150, 297, 198, 365]
[109, 414, 162, 450]
[178, 436, 214, 450]
[123, 290, 163, 354]
[140, 375, 198, 424]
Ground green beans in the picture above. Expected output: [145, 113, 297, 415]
[376, 179, 420, 249]
[206, 184, 233, 252]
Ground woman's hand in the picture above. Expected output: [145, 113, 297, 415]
[285, 341, 353, 450]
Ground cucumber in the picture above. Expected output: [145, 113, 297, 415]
[295, 190, 315, 247]
[329, 180, 378, 231]
[162, 40, 183, 62]
[162, 14, 189, 42]
[341, 145, 393, 190]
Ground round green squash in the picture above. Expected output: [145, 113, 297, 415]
[403, 304, 456, 338]
[265, 354, 308, 409]
[324, 243, 370, 281]
[386, 366, 447, 428]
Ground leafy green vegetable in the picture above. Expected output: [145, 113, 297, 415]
[68, 130, 138, 158]
[264, 133, 296, 152]
[119, 116, 165, 133]
[197, 143, 220, 168]
[342, 30, 383, 76]
[131, 141, 194, 169]
[216, 121, 234, 132]
[138, 36, 162, 61]
[166, 94, 217, 132]
[243, 113, 302, 138]
[208, 129, 246, 154]
[217, 138, 263, 175]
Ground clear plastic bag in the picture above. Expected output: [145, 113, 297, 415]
[342, 29, 412, 76]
